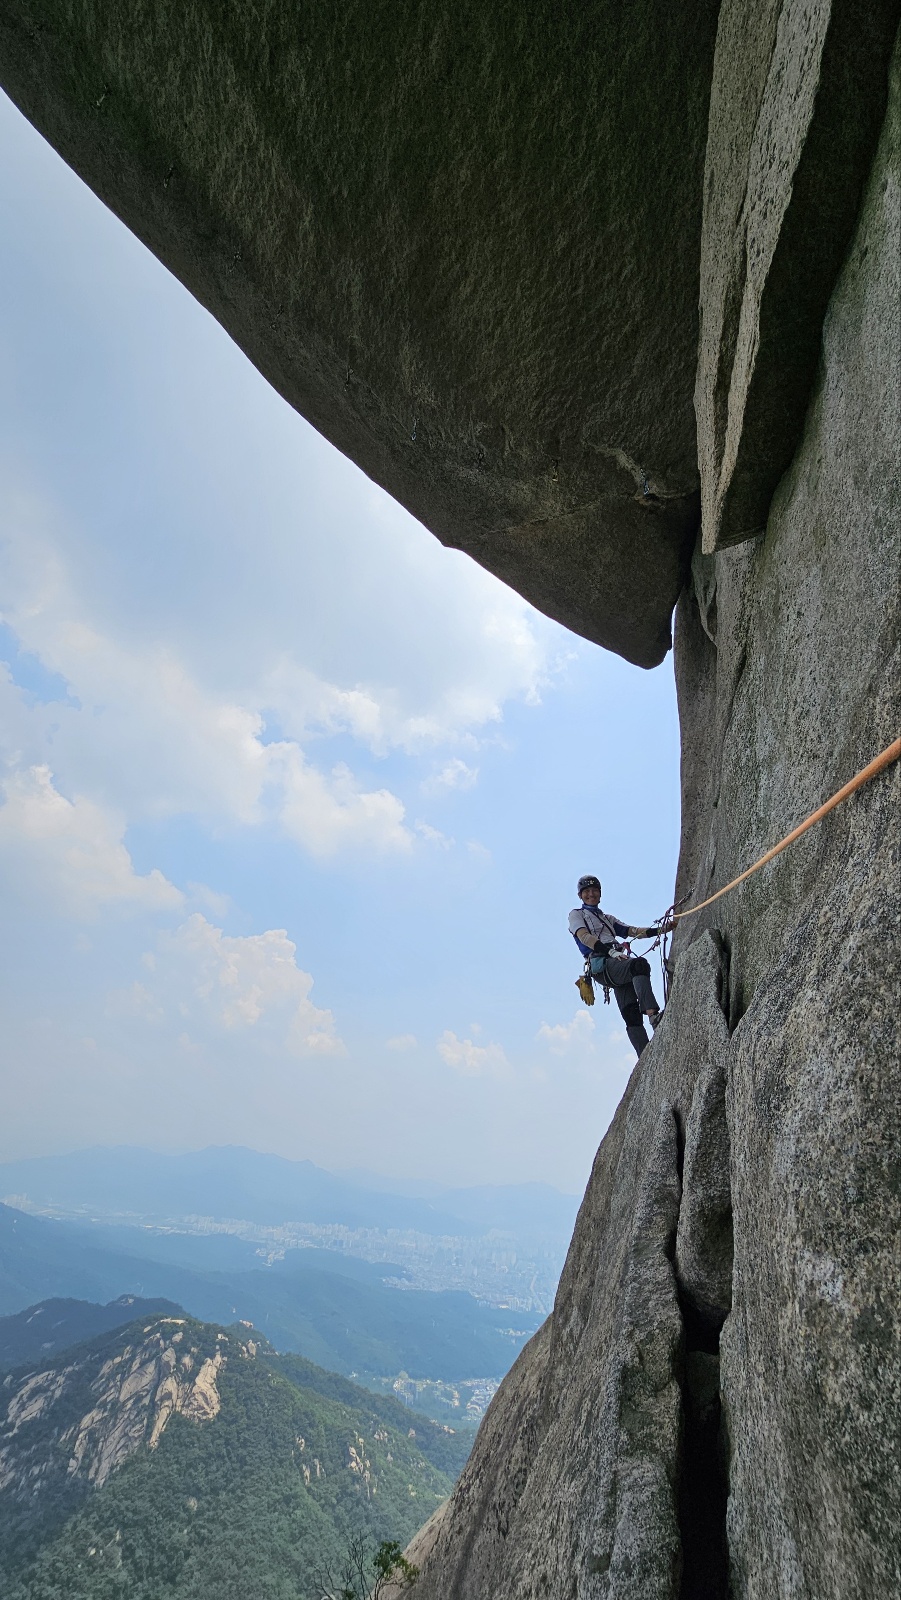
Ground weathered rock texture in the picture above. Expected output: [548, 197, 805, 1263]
[0, 1316, 240, 1500]
[695, 0, 898, 551]
[0, 0, 726, 666]
[402, 25, 901, 1600]
[399, 935, 733, 1600]
[1, 7, 899, 1597]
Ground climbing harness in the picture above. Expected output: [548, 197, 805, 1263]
[575, 940, 634, 1009]
[572, 736, 900, 1012]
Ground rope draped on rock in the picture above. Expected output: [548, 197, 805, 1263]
[636, 737, 901, 1006]
[671, 736, 900, 921]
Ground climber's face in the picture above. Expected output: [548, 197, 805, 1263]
[580, 884, 601, 906]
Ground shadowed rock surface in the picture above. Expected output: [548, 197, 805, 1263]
[696, 0, 898, 550]
[397, 935, 734, 1598]
[402, 27, 901, 1600]
[0, 0, 724, 666]
[1, 6, 899, 1596]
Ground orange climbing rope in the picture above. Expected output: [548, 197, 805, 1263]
[640, 736, 900, 1005]
[670, 736, 901, 923]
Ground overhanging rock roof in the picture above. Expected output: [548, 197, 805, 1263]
[0, 0, 724, 666]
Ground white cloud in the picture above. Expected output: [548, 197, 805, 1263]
[414, 820, 454, 849]
[256, 545, 552, 757]
[421, 758, 479, 795]
[275, 751, 411, 857]
[186, 882, 232, 919]
[0, 522, 414, 858]
[385, 1033, 418, 1051]
[0, 764, 182, 916]
[437, 1029, 511, 1079]
[537, 1010, 596, 1055]
[0, 453, 565, 870]
[108, 980, 165, 1022]
[127, 914, 344, 1056]
[257, 664, 394, 755]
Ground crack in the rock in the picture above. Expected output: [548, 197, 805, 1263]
[676, 1309, 730, 1600]
[674, 1060, 733, 1600]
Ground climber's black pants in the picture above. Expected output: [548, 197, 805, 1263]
[599, 954, 661, 1056]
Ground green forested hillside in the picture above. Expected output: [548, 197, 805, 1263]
[0, 1315, 469, 1599]
[0, 1204, 540, 1379]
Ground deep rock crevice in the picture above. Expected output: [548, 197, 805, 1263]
[673, 1019, 734, 1600]
[676, 1338, 730, 1600]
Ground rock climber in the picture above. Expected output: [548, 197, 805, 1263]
[569, 874, 669, 1057]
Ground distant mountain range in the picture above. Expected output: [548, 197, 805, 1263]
[0, 1203, 541, 1382]
[0, 1145, 579, 1239]
[0, 1146, 571, 1391]
[0, 1294, 183, 1371]
[0, 1306, 469, 1600]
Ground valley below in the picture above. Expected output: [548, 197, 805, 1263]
[0, 1308, 470, 1599]
[0, 1147, 565, 1392]
[0, 1144, 574, 1595]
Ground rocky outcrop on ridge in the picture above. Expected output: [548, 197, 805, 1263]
[0, 4, 898, 1595]
[0, 1315, 244, 1500]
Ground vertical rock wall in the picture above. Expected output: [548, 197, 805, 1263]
[0, 3, 896, 1594]
[405, 26, 900, 1600]
[679, 34, 900, 1595]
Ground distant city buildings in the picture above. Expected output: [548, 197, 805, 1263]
[375, 1372, 501, 1427]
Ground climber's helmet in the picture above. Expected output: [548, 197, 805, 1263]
[577, 875, 601, 901]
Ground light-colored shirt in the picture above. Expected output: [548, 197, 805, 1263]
[568, 905, 632, 954]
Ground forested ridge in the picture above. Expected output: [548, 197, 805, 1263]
[0, 1314, 470, 1598]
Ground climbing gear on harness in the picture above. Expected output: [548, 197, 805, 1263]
[584, 946, 634, 1007]
[575, 968, 595, 1006]
[575, 945, 617, 1008]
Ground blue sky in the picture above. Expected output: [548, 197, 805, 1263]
[0, 91, 681, 1191]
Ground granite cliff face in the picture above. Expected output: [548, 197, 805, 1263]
[0, 4, 898, 1595]
[0, 1316, 232, 1502]
[402, 24, 901, 1597]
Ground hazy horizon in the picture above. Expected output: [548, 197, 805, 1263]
[0, 1139, 581, 1198]
[0, 90, 680, 1191]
